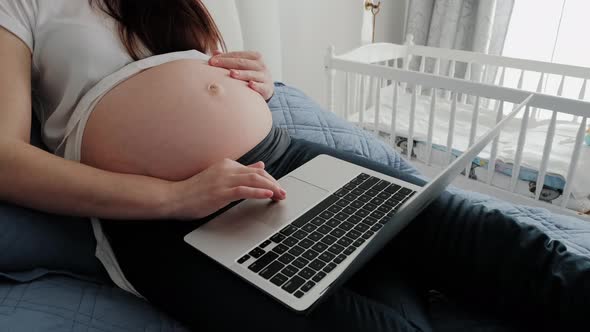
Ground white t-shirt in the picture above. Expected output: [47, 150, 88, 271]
[0, 0, 210, 297]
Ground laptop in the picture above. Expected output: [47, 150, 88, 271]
[184, 94, 533, 313]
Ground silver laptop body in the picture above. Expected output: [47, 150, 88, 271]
[184, 95, 533, 313]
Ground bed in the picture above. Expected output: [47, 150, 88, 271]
[1, 3, 590, 331]
[325, 38, 590, 219]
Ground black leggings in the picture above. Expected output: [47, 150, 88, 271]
[102, 138, 590, 332]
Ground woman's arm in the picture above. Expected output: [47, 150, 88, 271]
[0, 27, 285, 221]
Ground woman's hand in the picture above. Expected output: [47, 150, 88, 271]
[166, 159, 286, 220]
[209, 50, 274, 101]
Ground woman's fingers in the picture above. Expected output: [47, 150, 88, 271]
[231, 172, 285, 200]
[209, 57, 265, 71]
[230, 69, 265, 83]
[223, 186, 274, 201]
[248, 81, 273, 101]
[247, 161, 265, 169]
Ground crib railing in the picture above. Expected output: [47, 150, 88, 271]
[324, 43, 590, 215]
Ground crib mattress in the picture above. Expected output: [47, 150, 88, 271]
[351, 85, 590, 209]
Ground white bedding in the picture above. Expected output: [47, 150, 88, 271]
[350, 85, 590, 201]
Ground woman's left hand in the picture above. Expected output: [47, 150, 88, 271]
[209, 50, 274, 101]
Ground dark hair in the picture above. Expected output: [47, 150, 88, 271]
[90, 0, 226, 60]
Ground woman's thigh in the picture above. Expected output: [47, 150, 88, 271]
[101, 218, 431, 332]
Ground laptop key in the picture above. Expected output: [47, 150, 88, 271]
[278, 253, 296, 265]
[358, 195, 371, 203]
[370, 211, 385, 219]
[302, 223, 317, 233]
[377, 205, 391, 213]
[338, 221, 354, 231]
[308, 231, 323, 242]
[270, 273, 289, 287]
[302, 249, 319, 261]
[270, 233, 286, 243]
[399, 188, 413, 195]
[333, 189, 348, 198]
[335, 199, 349, 207]
[343, 206, 357, 215]
[350, 200, 364, 209]
[237, 254, 250, 264]
[272, 244, 288, 255]
[317, 225, 332, 235]
[343, 183, 356, 190]
[372, 181, 389, 191]
[323, 262, 337, 273]
[362, 231, 375, 240]
[377, 192, 393, 200]
[293, 257, 309, 269]
[355, 209, 369, 218]
[354, 223, 369, 233]
[358, 173, 370, 180]
[298, 238, 314, 249]
[309, 259, 326, 271]
[384, 184, 401, 194]
[344, 246, 356, 256]
[347, 215, 362, 224]
[334, 255, 347, 264]
[249, 247, 265, 259]
[301, 281, 316, 292]
[283, 237, 299, 247]
[327, 205, 342, 213]
[282, 276, 305, 293]
[259, 240, 272, 249]
[310, 217, 326, 227]
[370, 224, 383, 232]
[352, 239, 365, 247]
[351, 188, 365, 196]
[362, 216, 378, 226]
[320, 235, 337, 246]
[328, 243, 345, 255]
[312, 271, 327, 283]
[311, 242, 327, 253]
[366, 189, 379, 197]
[260, 261, 285, 280]
[325, 218, 341, 228]
[334, 212, 349, 221]
[281, 265, 299, 278]
[248, 252, 278, 273]
[298, 267, 315, 280]
[294, 290, 305, 298]
[319, 251, 335, 262]
[363, 203, 377, 211]
[319, 211, 334, 220]
[280, 225, 298, 236]
[288, 245, 305, 257]
[370, 197, 384, 205]
[329, 228, 345, 238]
[359, 177, 379, 189]
[337, 237, 353, 247]
[346, 230, 362, 240]
[343, 193, 357, 202]
[292, 230, 308, 240]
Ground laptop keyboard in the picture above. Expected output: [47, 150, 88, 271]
[236, 173, 415, 299]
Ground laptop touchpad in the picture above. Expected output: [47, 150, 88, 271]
[254, 176, 329, 229]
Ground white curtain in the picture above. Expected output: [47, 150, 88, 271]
[405, 0, 514, 81]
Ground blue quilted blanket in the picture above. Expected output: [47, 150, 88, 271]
[1, 83, 588, 331]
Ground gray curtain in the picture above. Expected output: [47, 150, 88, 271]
[405, 0, 515, 82]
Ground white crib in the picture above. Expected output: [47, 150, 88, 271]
[324, 36, 590, 220]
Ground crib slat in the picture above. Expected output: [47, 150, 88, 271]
[344, 72, 351, 120]
[487, 101, 504, 185]
[460, 62, 472, 103]
[465, 95, 481, 178]
[389, 81, 399, 147]
[560, 116, 588, 208]
[417, 57, 426, 95]
[359, 75, 366, 127]
[435, 58, 441, 76]
[444, 60, 456, 100]
[374, 78, 382, 135]
[407, 86, 417, 160]
[574, 79, 586, 122]
[558, 75, 566, 96]
[510, 105, 531, 192]
[531, 73, 545, 121]
[426, 88, 437, 166]
[446, 92, 458, 165]
[535, 111, 558, 201]
[517, 70, 525, 89]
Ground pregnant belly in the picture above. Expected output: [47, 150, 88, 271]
[81, 59, 273, 181]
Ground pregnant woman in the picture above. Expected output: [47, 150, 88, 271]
[0, 1, 588, 331]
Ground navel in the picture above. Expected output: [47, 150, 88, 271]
[207, 82, 223, 96]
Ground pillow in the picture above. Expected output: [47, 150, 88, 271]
[0, 203, 107, 282]
[0, 111, 106, 282]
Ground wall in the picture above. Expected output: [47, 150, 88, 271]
[278, 0, 407, 108]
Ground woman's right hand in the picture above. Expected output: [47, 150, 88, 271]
[165, 159, 287, 220]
